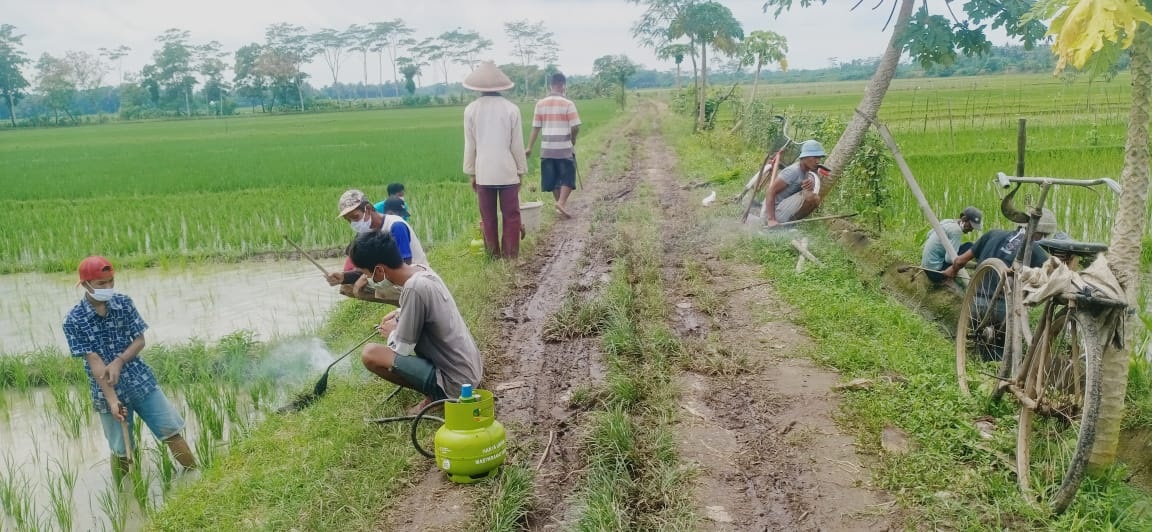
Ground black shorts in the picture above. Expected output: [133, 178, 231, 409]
[541, 158, 576, 192]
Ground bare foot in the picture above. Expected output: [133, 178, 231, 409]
[407, 397, 438, 416]
[555, 204, 572, 219]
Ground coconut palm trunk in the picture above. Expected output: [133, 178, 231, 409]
[817, 0, 914, 198]
[1090, 24, 1152, 473]
[697, 44, 708, 128]
[749, 59, 763, 103]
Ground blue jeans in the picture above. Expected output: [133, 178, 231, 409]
[98, 388, 185, 457]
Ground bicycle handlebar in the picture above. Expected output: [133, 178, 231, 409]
[995, 172, 1122, 195]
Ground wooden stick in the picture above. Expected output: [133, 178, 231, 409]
[795, 254, 807, 273]
[283, 235, 331, 277]
[120, 417, 133, 469]
[772, 212, 858, 228]
[1016, 118, 1027, 178]
[535, 430, 556, 472]
[858, 110, 959, 262]
[718, 280, 772, 295]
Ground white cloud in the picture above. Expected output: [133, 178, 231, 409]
[8, 1, 951, 87]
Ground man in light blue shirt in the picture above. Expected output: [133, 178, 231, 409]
[921, 206, 982, 284]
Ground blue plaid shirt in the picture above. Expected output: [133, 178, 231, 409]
[62, 293, 158, 413]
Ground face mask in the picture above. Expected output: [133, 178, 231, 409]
[347, 217, 370, 233]
[365, 272, 385, 289]
[87, 285, 116, 302]
[365, 268, 402, 291]
[350, 214, 372, 234]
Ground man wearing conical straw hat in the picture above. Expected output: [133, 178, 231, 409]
[463, 61, 528, 259]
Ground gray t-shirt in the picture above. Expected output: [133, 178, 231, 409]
[773, 162, 805, 208]
[393, 271, 483, 397]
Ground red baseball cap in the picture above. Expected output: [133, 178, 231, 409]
[77, 256, 115, 285]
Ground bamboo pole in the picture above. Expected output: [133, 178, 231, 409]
[1017, 118, 1027, 178]
[859, 110, 958, 261]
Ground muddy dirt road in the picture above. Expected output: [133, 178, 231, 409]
[376, 103, 892, 531]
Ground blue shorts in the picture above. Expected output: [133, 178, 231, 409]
[99, 388, 185, 457]
[541, 158, 576, 192]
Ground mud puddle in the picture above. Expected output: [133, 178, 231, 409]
[0, 259, 344, 355]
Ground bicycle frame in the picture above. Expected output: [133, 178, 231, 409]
[995, 172, 1123, 371]
[740, 116, 794, 223]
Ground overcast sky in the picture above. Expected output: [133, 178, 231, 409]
[8, 1, 1007, 88]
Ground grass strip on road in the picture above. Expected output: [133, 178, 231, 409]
[570, 181, 697, 531]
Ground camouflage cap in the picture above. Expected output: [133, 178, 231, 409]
[337, 189, 368, 218]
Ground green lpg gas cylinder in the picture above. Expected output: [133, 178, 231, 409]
[434, 384, 506, 483]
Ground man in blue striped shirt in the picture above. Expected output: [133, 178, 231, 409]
[62, 256, 197, 481]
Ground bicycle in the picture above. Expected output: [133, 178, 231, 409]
[735, 115, 794, 222]
[954, 172, 1125, 513]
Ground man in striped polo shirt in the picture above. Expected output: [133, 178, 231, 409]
[526, 72, 581, 219]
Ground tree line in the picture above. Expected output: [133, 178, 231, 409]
[0, 20, 647, 125]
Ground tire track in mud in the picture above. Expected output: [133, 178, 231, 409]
[375, 115, 641, 532]
[640, 102, 895, 531]
[493, 122, 642, 530]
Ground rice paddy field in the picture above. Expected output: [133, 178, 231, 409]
[0, 100, 620, 274]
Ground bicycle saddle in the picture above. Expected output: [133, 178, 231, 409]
[1037, 238, 1109, 256]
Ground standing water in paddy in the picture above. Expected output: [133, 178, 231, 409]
[0, 325, 344, 531]
[0, 258, 345, 356]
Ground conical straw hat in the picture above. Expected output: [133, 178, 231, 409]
[463, 61, 515, 92]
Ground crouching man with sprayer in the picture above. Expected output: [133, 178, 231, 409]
[349, 231, 483, 414]
[764, 140, 830, 228]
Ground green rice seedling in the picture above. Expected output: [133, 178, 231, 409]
[186, 385, 225, 442]
[49, 382, 86, 438]
[46, 457, 77, 532]
[150, 438, 179, 494]
[0, 355, 32, 391]
[0, 452, 20, 514]
[194, 431, 217, 469]
[216, 330, 258, 382]
[27, 431, 42, 467]
[127, 455, 155, 516]
[95, 476, 129, 532]
[0, 453, 38, 531]
[218, 384, 241, 428]
[247, 377, 274, 411]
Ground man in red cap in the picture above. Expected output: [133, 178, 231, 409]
[62, 256, 197, 481]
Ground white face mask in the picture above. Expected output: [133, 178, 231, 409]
[350, 214, 373, 233]
[365, 268, 402, 290]
[86, 284, 116, 302]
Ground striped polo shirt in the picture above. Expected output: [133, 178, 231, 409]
[532, 93, 581, 160]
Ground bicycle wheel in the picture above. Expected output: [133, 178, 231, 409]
[1014, 306, 1103, 513]
[956, 259, 1010, 397]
